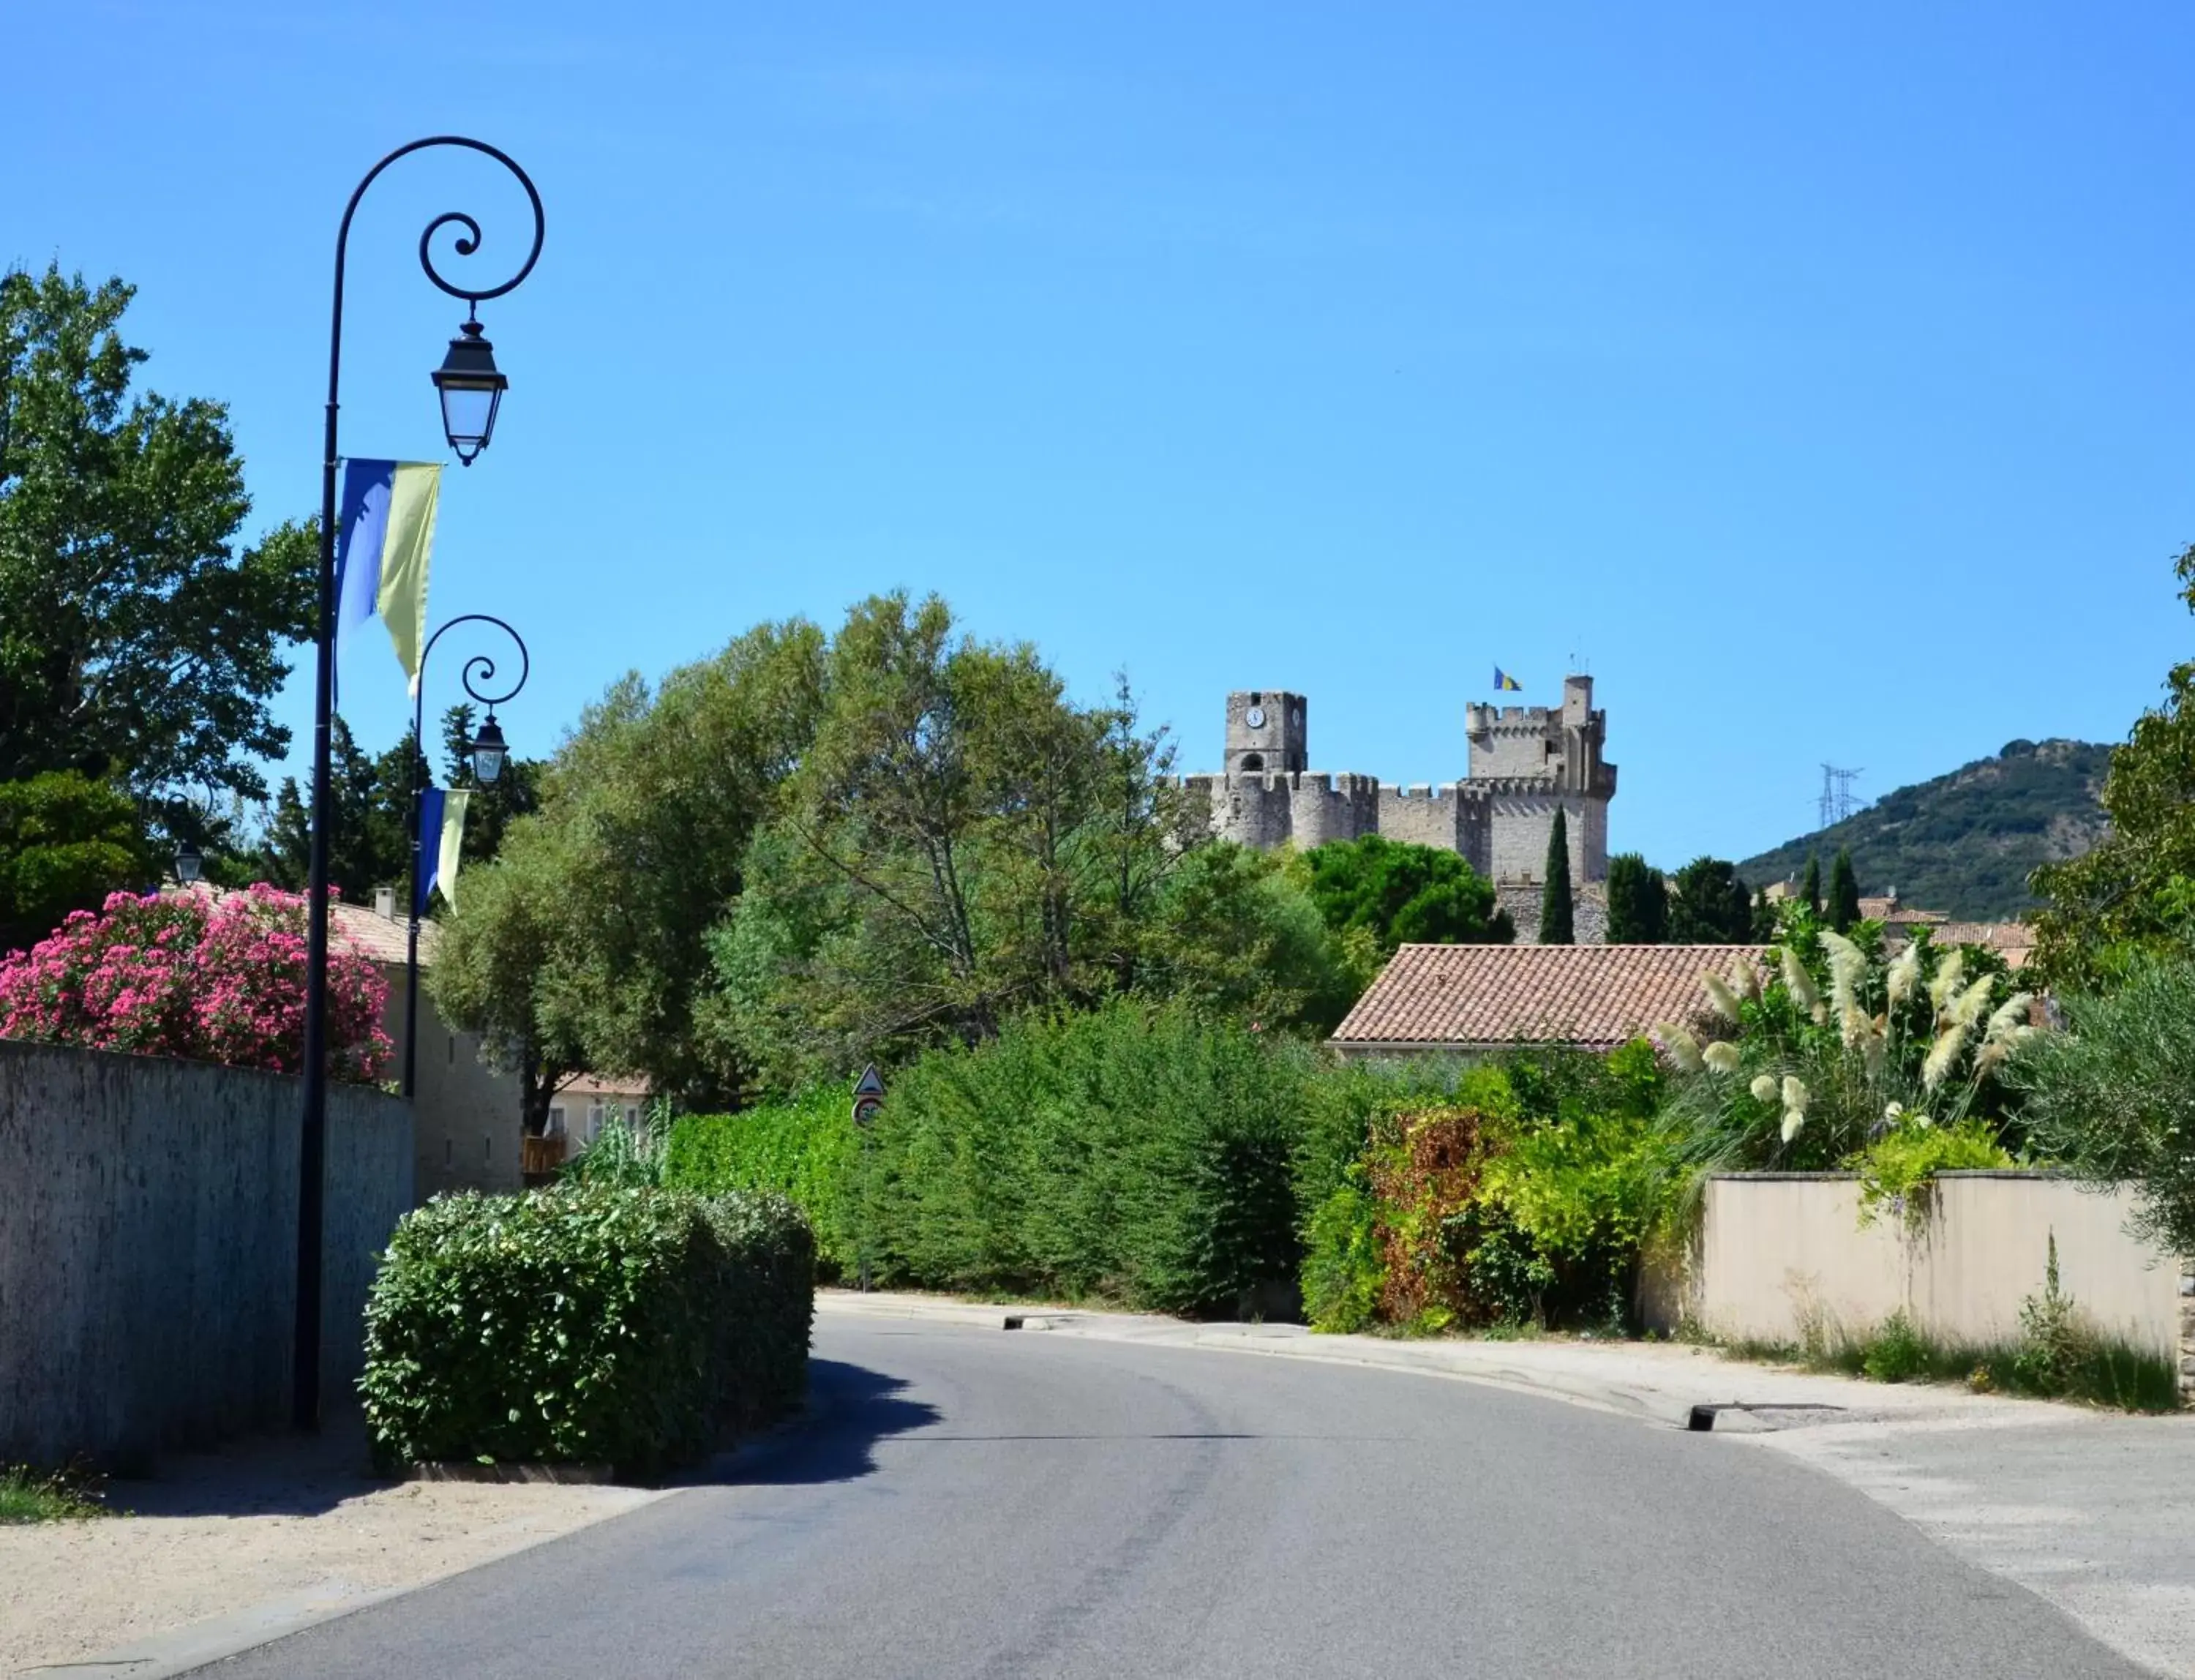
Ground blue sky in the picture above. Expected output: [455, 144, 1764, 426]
[12, 1, 2195, 870]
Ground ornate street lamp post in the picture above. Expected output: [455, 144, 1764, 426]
[402, 614, 529, 1098]
[300, 138, 543, 1428]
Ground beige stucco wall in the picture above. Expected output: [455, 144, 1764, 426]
[1651, 1171, 2185, 1362]
[374, 959, 523, 1202]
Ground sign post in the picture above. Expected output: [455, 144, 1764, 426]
[851, 1065, 885, 1292]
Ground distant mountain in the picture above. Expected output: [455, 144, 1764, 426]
[1736, 739, 2113, 922]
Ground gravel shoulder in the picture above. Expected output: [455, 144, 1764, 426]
[0, 1408, 661, 1678]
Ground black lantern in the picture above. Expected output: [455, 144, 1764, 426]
[174, 841, 203, 885]
[470, 714, 509, 786]
[430, 317, 508, 465]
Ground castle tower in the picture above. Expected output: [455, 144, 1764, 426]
[1465, 674, 1618, 885]
[1225, 691, 1307, 778]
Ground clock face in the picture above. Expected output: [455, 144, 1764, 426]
[1245, 706, 1267, 729]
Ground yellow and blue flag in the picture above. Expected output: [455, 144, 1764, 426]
[335, 459, 440, 695]
[1493, 667, 1523, 692]
[413, 788, 471, 915]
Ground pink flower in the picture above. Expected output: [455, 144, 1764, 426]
[0, 887, 388, 1082]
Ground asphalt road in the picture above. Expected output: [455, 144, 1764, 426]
[210, 1313, 2146, 1679]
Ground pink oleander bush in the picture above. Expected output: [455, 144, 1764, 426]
[0, 885, 390, 1083]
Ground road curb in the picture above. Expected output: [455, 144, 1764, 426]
[817, 1290, 2057, 1435]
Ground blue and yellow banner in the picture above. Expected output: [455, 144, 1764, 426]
[1493, 667, 1523, 692]
[335, 458, 440, 694]
[413, 787, 471, 915]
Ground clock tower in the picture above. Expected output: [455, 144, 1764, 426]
[1225, 690, 1308, 778]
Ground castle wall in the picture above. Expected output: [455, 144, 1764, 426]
[1290, 773, 1381, 849]
[1487, 792, 1602, 887]
[1376, 784, 1491, 876]
[1465, 707, 1564, 779]
[1193, 678, 1616, 886]
[1496, 882, 1610, 945]
[1210, 773, 1294, 850]
[1578, 795, 1609, 882]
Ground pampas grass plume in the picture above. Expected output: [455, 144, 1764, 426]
[1703, 973, 1743, 1024]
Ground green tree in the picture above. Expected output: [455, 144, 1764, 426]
[0, 266, 313, 807]
[255, 717, 421, 906]
[527, 619, 828, 1104]
[1801, 853, 1822, 916]
[1301, 834, 1513, 956]
[1827, 847, 1862, 933]
[1666, 856, 1755, 944]
[1144, 842, 1362, 1033]
[2030, 543, 2195, 989]
[1539, 807, 1575, 945]
[1603, 852, 1667, 944]
[0, 771, 152, 953]
[428, 818, 593, 1135]
[708, 595, 1127, 1091]
[439, 702, 543, 871]
[1081, 673, 1203, 995]
[2011, 958, 2195, 1261]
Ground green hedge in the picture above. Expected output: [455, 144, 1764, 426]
[359, 1187, 814, 1477]
[863, 998, 1315, 1316]
[663, 1089, 858, 1277]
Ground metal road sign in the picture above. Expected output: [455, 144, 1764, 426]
[852, 1064, 886, 1128]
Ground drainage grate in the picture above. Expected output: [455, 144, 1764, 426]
[1689, 1403, 1851, 1432]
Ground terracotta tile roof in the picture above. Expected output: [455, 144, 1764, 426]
[162, 885, 441, 967]
[331, 901, 443, 966]
[1331, 943, 1771, 1051]
[1883, 920, 2035, 969]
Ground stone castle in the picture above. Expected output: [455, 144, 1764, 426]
[1177, 677, 1619, 937]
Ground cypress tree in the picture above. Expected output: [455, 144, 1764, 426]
[1828, 847, 1862, 933]
[1605, 852, 1667, 944]
[1801, 853, 1822, 917]
[1539, 807, 1575, 945]
[1667, 857, 1755, 944]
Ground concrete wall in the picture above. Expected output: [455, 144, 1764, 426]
[0, 1040, 413, 1469]
[1646, 1172, 2191, 1383]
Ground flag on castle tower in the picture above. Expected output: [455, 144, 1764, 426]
[1493, 667, 1523, 692]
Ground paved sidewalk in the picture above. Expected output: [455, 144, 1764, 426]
[820, 1289, 2195, 1678]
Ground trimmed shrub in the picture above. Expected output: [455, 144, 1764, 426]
[359, 1186, 814, 1477]
[864, 997, 1314, 1316]
[664, 1089, 858, 1278]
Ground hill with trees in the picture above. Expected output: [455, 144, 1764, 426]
[1738, 738, 2111, 920]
